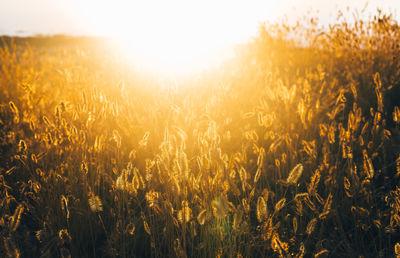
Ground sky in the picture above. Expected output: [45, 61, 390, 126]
[1, 0, 400, 76]
[1, 0, 399, 38]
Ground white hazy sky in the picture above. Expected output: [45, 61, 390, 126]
[1, 0, 399, 76]
[1, 0, 399, 38]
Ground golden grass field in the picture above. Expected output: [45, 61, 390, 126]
[1, 10, 400, 257]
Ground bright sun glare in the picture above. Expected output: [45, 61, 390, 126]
[77, 0, 275, 76]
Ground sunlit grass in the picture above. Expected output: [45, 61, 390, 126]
[1, 8, 400, 257]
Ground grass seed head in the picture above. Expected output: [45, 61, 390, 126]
[286, 163, 303, 185]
